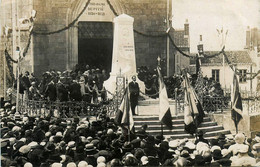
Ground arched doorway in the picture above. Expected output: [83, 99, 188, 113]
[78, 22, 113, 72]
[66, 0, 125, 71]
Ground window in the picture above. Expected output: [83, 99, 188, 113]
[239, 69, 247, 83]
[212, 69, 220, 82]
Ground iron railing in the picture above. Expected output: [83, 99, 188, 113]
[202, 96, 230, 113]
[17, 99, 108, 118]
[176, 93, 230, 114]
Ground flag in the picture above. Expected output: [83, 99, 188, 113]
[114, 86, 134, 131]
[183, 73, 205, 135]
[231, 71, 243, 132]
[157, 67, 172, 129]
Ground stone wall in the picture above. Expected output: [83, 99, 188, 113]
[1, 0, 189, 84]
[208, 111, 260, 138]
[0, 0, 33, 97]
[32, 0, 177, 76]
[33, 0, 69, 75]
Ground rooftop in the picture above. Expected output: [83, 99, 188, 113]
[190, 50, 253, 65]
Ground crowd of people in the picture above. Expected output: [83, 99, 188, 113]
[15, 64, 109, 104]
[137, 66, 224, 99]
[10, 65, 225, 105]
[1, 102, 260, 166]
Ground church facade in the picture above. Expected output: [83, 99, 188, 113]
[0, 0, 190, 95]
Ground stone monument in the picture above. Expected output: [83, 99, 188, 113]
[104, 14, 145, 97]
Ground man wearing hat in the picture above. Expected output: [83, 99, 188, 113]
[29, 82, 40, 100]
[44, 78, 57, 101]
[195, 130, 208, 144]
[56, 77, 69, 102]
[69, 80, 82, 101]
[85, 143, 98, 166]
[230, 144, 256, 166]
[21, 71, 31, 104]
[129, 76, 139, 115]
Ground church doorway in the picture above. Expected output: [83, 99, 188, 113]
[78, 22, 113, 72]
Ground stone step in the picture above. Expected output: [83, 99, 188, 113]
[140, 126, 224, 135]
[132, 114, 230, 139]
[135, 122, 218, 130]
[133, 115, 186, 120]
[168, 130, 231, 140]
[134, 117, 212, 125]
[133, 115, 207, 120]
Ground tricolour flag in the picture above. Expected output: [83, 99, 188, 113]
[157, 67, 172, 129]
[114, 86, 134, 131]
[231, 70, 243, 132]
[183, 73, 205, 135]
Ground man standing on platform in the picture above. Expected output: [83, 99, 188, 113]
[129, 76, 139, 115]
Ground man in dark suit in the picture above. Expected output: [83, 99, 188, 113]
[56, 77, 69, 102]
[44, 78, 57, 101]
[21, 71, 31, 104]
[129, 76, 139, 115]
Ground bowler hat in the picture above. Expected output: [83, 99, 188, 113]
[145, 135, 155, 145]
[122, 142, 133, 152]
[218, 159, 232, 166]
[212, 149, 223, 160]
[131, 138, 141, 148]
[218, 133, 226, 140]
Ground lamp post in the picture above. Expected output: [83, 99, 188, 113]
[166, 0, 170, 77]
[15, 9, 36, 113]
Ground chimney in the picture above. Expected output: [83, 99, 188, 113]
[197, 35, 204, 55]
[246, 26, 251, 49]
[184, 19, 189, 36]
[252, 27, 258, 48]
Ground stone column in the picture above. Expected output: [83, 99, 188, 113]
[104, 14, 145, 96]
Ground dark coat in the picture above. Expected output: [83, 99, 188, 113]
[44, 81, 57, 101]
[21, 76, 31, 90]
[69, 82, 82, 101]
[129, 81, 139, 104]
[56, 82, 69, 102]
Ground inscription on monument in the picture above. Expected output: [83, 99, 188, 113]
[87, 2, 105, 16]
[79, 0, 114, 22]
[123, 46, 134, 52]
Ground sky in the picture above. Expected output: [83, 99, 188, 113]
[172, 0, 260, 53]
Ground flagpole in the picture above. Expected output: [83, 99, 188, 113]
[161, 123, 164, 137]
[126, 78, 131, 142]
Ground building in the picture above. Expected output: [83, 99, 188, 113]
[173, 19, 190, 74]
[190, 51, 257, 92]
[190, 27, 260, 92]
[245, 26, 260, 91]
[0, 0, 190, 96]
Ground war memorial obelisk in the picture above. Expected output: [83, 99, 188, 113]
[104, 14, 145, 96]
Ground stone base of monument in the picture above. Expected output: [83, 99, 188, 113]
[137, 99, 177, 116]
[104, 74, 145, 99]
[103, 14, 146, 98]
